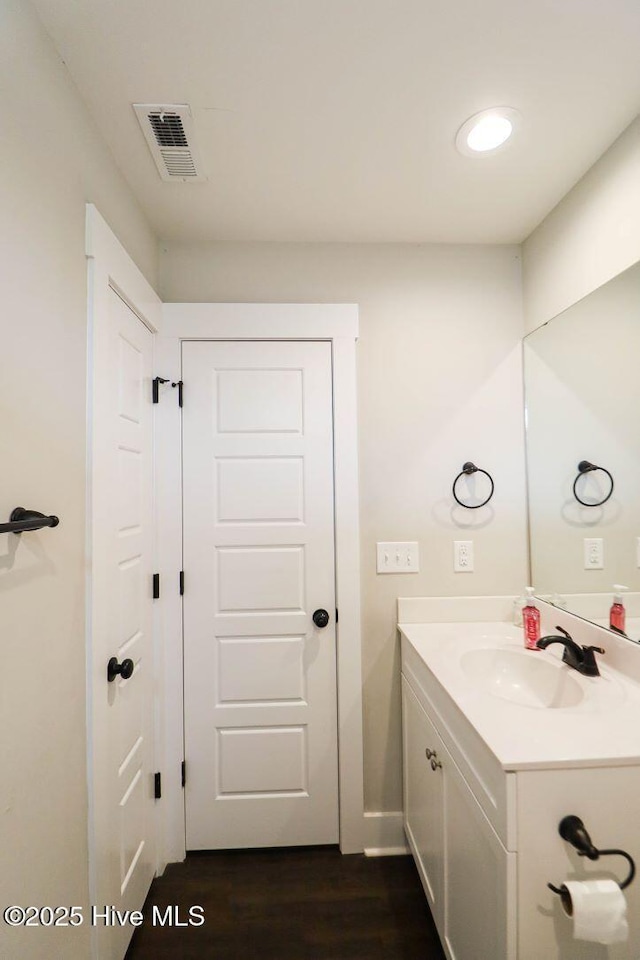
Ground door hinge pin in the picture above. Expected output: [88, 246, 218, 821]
[336, 608, 339, 623]
[179, 570, 184, 595]
[153, 573, 160, 599]
[171, 380, 183, 407]
[181, 760, 186, 788]
[154, 772, 162, 800]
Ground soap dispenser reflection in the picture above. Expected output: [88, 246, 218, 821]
[610, 585, 628, 635]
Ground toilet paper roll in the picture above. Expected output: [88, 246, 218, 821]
[562, 879, 629, 945]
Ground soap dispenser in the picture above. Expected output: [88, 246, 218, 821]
[522, 587, 541, 650]
[610, 584, 628, 634]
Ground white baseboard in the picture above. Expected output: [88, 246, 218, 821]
[363, 811, 409, 857]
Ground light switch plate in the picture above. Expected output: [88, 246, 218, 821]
[376, 542, 419, 574]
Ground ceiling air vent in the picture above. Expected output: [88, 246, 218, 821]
[133, 103, 207, 182]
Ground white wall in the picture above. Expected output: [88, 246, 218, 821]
[160, 241, 527, 812]
[0, 3, 157, 957]
[523, 115, 640, 332]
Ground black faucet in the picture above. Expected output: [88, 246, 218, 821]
[536, 626, 605, 677]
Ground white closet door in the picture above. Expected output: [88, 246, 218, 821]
[91, 287, 156, 959]
[182, 340, 339, 849]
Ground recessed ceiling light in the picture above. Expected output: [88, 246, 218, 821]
[455, 107, 520, 157]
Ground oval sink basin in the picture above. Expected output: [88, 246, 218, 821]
[460, 647, 585, 709]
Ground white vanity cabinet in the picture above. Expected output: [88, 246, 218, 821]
[400, 626, 640, 960]
[402, 676, 516, 960]
[402, 678, 445, 928]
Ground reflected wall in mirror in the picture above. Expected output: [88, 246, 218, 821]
[524, 260, 640, 641]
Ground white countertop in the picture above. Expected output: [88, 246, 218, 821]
[399, 620, 640, 771]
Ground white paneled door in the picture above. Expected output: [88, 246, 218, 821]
[91, 286, 156, 959]
[183, 341, 339, 849]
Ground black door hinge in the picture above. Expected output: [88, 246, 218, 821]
[153, 376, 183, 406]
[153, 573, 160, 599]
[152, 376, 169, 403]
[154, 772, 162, 800]
[181, 761, 186, 789]
[336, 608, 339, 623]
[179, 571, 184, 596]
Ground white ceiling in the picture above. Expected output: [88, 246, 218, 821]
[33, 0, 640, 244]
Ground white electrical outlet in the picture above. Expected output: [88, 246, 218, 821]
[454, 540, 474, 573]
[376, 542, 419, 574]
[583, 537, 604, 570]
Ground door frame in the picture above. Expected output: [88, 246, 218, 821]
[157, 303, 364, 856]
[85, 205, 164, 958]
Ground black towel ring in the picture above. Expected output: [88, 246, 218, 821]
[452, 462, 495, 509]
[572, 460, 614, 507]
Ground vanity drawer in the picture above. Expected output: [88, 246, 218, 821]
[402, 636, 516, 849]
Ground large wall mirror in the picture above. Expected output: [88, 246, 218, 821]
[524, 260, 640, 641]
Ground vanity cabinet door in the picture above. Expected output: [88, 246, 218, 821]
[402, 677, 445, 932]
[444, 751, 516, 960]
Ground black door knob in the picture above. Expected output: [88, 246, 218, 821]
[107, 656, 134, 683]
[312, 608, 330, 628]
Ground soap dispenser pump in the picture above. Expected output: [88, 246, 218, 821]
[523, 587, 541, 650]
[610, 584, 628, 634]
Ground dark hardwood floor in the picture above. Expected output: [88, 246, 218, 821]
[125, 847, 446, 960]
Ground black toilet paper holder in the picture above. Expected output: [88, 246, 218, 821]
[548, 815, 636, 898]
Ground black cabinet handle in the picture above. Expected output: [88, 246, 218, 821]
[107, 657, 134, 683]
[312, 609, 330, 628]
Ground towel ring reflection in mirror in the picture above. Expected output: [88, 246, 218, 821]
[572, 460, 614, 508]
[452, 462, 495, 509]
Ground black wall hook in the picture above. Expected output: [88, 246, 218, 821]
[452, 462, 495, 509]
[572, 460, 614, 507]
[548, 815, 636, 897]
[0, 507, 60, 535]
